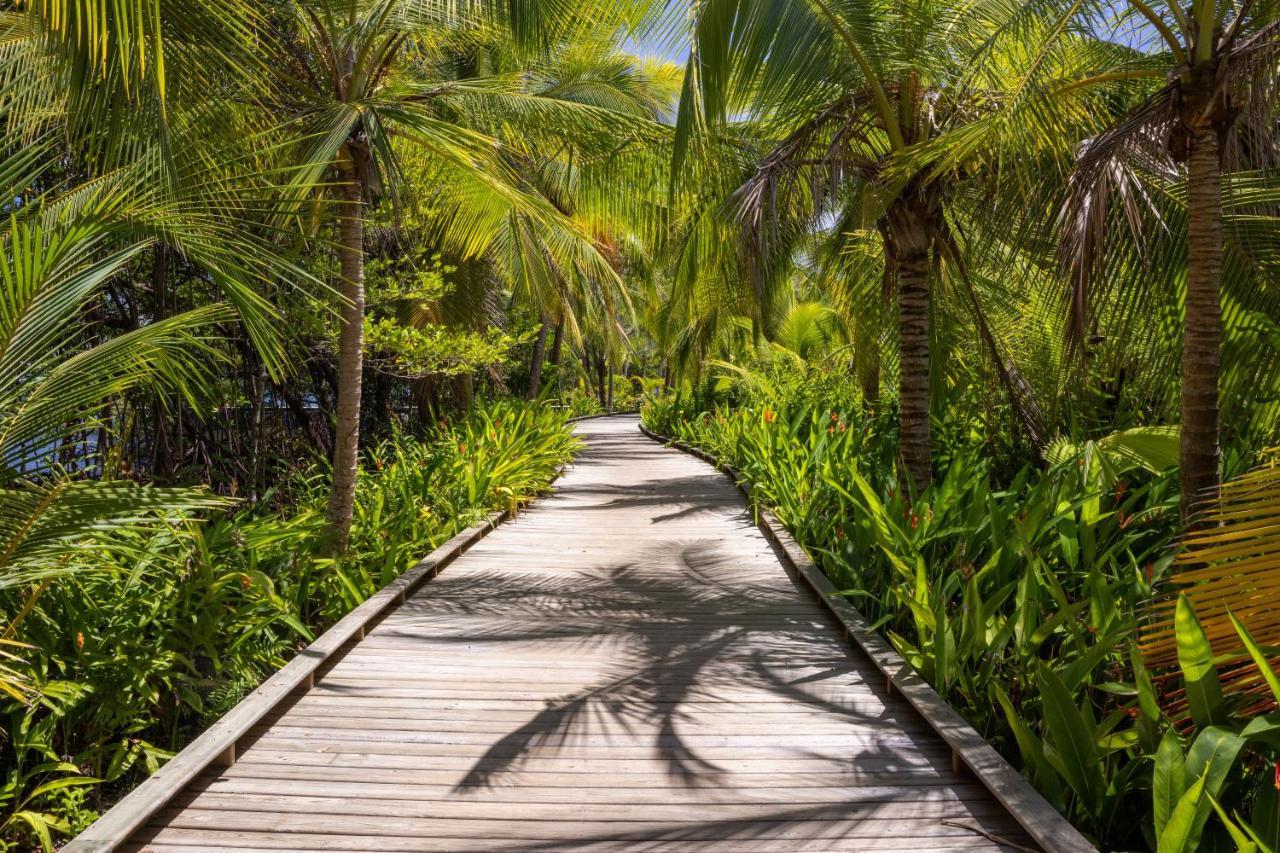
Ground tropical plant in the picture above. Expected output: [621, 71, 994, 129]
[0, 399, 575, 849]
[1034, 0, 1280, 518]
[672, 0, 1091, 490]
[1143, 449, 1280, 716]
[266, 0, 667, 549]
[642, 376, 1280, 849]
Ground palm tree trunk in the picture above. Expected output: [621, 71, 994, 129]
[594, 352, 607, 409]
[325, 156, 365, 552]
[1180, 129, 1222, 521]
[526, 315, 550, 400]
[412, 377, 437, 427]
[897, 247, 931, 492]
[887, 189, 936, 494]
[549, 316, 564, 366]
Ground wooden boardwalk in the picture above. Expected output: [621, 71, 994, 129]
[127, 416, 1043, 852]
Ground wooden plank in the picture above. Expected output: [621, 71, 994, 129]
[168, 791, 1013, 823]
[196, 772, 994, 802]
[124, 828, 1029, 852]
[219, 747, 958, 775]
[147, 809, 1026, 841]
[223, 751, 962, 782]
[237, 733, 955, 763]
[265, 710, 931, 734]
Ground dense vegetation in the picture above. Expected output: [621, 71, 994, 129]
[643, 371, 1273, 851]
[2, 0, 1278, 849]
[2, 401, 576, 843]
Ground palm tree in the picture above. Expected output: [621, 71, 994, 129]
[675, 0, 1055, 491]
[1044, 0, 1280, 519]
[267, 1, 667, 550]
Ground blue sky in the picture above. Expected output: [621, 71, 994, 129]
[622, 7, 692, 66]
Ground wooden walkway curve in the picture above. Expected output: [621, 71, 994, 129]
[119, 415, 1056, 852]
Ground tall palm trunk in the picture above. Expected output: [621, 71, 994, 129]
[888, 193, 934, 493]
[1180, 128, 1222, 521]
[549, 315, 565, 395]
[897, 249, 931, 492]
[594, 352, 607, 409]
[325, 154, 365, 552]
[549, 316, 564, 366]
[526, 314, 550, 400]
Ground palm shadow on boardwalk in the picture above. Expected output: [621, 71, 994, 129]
[379, 540, 920, 793]
[150, 418, 1036, 852]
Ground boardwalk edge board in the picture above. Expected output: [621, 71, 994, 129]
[638, 423, 1099, 853]
[66, 416, 598, 852]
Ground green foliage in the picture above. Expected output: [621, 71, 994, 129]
[0, 401, 576, 850]
[363, 317, 528, 378]
[644, 387, 1280, 851]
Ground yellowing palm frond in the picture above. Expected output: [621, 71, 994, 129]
[1142, 450, 1280, 716]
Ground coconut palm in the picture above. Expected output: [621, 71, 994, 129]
[266, 1, 669, 550]
[1037, 0, 1280, 520]
[674, 0, 1061, 491]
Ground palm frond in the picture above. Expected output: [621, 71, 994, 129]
[1142, 450, 1280, 716]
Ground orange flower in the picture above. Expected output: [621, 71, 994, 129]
[763, 409, 776, 424]
[838, 422, 847, 432]
[459, 442, 467, 454]
[910, 514, 919, 530]
[75, 632, 85, 650]
[241, 574, 252, 590]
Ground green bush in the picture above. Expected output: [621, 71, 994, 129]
[0, 400, 577, 850]
[643, 392, 1280, 852]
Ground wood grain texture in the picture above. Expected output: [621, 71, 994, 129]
[85, 416, 1065, 852]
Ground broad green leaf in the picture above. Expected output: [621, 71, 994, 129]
[1175, 595, 1226, 729]
[1158, 772, 1208, 853]
[1247, 775, 1280, 851]
[1185, 726, 1246, 801]
[1132, 647, 1162, 722]
[993, 683, 1066, 807]
[1207, 793, 1260, 853]
[1229, 611, 1280, 704]
[1037, 663, 1103, 816]
[1154, 728, 1186, 837]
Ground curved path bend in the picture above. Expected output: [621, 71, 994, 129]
[130, 415, 1037, 852]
